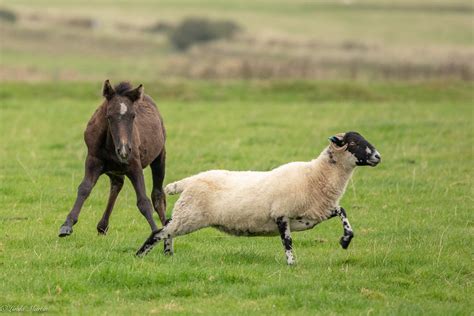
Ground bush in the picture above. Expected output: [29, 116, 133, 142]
[0, 8, 16, 23]
[168, 17, 240, 51]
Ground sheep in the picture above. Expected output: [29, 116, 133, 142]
[136, 131, 381, 265]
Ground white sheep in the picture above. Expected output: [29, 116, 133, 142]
[136, 131, 381, 264]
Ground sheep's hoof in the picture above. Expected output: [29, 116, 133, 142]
[339, 236, 353, 249]
[58, 225, 73, 237]
[136, 244, 151, 257]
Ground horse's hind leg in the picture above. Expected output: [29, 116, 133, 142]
[96, 174, 124, 235]
[150, 149, 167, 226]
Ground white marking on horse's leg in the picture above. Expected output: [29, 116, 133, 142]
[119, 102, 128, 115]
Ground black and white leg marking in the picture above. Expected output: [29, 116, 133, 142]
[331, 207, 354, 249]
[136, 228, 165, 257]
[137, 218, 175, 257]
[163, 219, 174, 255]
[276, 216, 295, 265]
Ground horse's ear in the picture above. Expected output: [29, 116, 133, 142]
[125, 84, 144, 103]
[102, 80, 115, 100]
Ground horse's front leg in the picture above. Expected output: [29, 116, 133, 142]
[127, 164, 159, 233]
[59, 155, 103, 237]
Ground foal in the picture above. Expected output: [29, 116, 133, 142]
[59, 80, 167, 237]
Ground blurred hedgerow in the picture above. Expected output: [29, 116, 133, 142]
[0, 8, 16, 23]
[168, 17, 240, 51]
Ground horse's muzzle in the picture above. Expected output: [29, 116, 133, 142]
[116, 143, 131, 163]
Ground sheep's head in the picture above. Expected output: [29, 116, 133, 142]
[329, 132, 381, 167]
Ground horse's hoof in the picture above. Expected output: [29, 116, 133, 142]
[97, 226, 108, 235]
[58, 226, 73, 237]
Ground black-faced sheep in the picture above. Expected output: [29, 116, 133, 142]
[136, 131, 381, 265]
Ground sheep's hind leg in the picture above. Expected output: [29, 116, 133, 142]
[333, 207, 354, 249]
[136, 212, 207, 257]
[163, 219, 174, 256]
[136, 228, 167, 257]
[276, 216, 295, 265]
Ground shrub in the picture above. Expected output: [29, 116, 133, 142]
[0, 8, 16, 23]
[168, 17, 240, 51]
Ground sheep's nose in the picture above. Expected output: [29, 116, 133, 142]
[374, 154, 381, 160]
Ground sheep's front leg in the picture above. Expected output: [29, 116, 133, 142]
[276, 216, 295, 265]
[333, 207, 354, 249]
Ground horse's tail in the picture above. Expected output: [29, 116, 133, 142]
[164, 178, 189, 195]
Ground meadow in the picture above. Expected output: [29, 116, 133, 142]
[0, 81, 472, 314]
[1, 0, 473, 81]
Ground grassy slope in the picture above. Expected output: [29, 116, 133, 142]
[0, 81, 472, 314]
[1, 0, 472, 81]
[4, 0, 472, 45]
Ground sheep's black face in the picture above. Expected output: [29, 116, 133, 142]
[330, 131, 381, 167]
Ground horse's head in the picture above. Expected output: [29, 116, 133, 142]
[102, 80, 143, 164]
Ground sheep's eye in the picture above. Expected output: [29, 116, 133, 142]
[349, 141, 356, 146]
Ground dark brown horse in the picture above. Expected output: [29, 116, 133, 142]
[58, 80, 167, 237]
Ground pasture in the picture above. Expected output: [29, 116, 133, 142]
[1, 0, 473, 81]
[0, 81, 472, 314]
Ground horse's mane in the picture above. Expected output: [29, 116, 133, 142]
[114, 82, 133, 95]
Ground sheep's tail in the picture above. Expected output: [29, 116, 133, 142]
[164, 179, 189, 195]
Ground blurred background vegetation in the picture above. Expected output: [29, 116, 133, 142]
[0, 0, 472, 82]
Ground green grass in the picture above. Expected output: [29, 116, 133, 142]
[0, 81, 472, 314]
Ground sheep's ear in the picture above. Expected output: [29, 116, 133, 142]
[102, 80, 115, 100]
[125, 84, 144, 102]
[329, 134, 345, 147]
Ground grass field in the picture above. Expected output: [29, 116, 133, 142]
[1, 0, 473, 81]
[0, 81, 472, 314]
